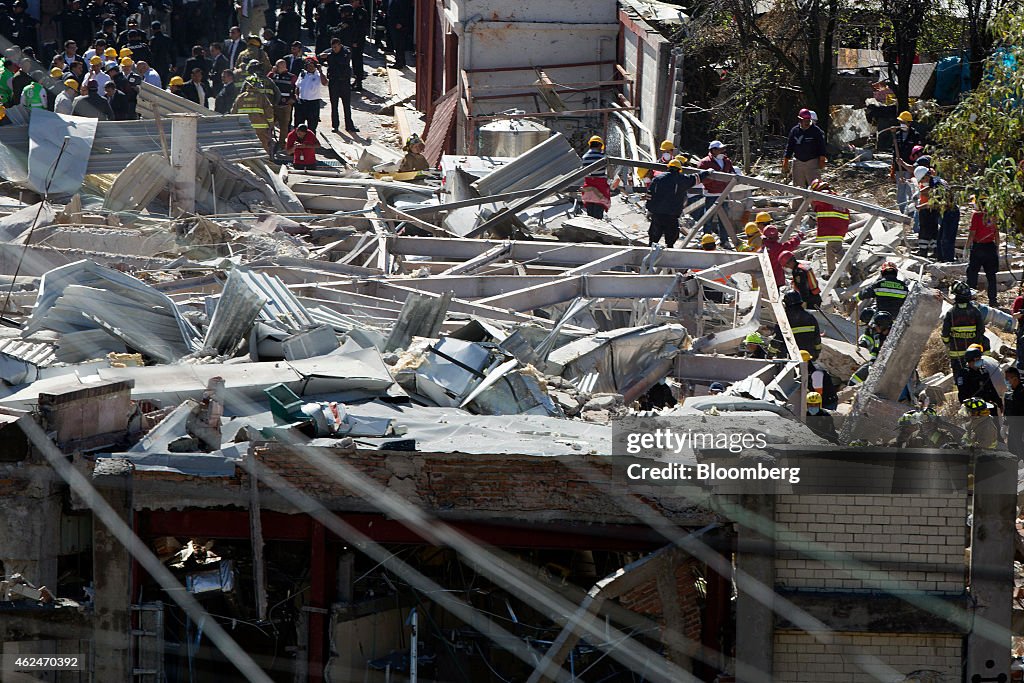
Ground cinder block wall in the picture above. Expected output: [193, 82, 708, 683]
[774, 632, 962, 682]
[775, 494, 967, 592]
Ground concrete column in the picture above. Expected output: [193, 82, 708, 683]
[92, 464, 133, 682]
[734, 494, 775, 683]
[965, 452, 1017, 682]
[169, 113, 199, 215]
[0, 465, 61, 589]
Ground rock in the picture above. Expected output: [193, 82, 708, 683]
[582, 393, 623, 411]
[817, 338, 868, 383]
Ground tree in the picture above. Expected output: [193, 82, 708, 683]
[725, 0, 842, 132]
[962, 0, 1021, 88]
[881, 0, 930, 112]
[932, 8, 1024, 232]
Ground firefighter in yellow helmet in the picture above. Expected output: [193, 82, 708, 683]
[658, 139, 676, 164]
[399, 134, 429, 173]
[700, 233, 717, 251]
[959, 397, 999, 449]
[738, 221, 762, 252]
[231, 77, 275, 153]
[805, 391, 837, 442]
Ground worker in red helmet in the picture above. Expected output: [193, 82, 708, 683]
[779, 250, 822, 309]
[809, 178, 849, 276]
[757, 211, 805, 286]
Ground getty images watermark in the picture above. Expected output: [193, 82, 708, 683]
[610, 415, 809, 492]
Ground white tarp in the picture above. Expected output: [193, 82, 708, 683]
[27, 109, 97, 196]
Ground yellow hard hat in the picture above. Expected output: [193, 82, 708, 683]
[660, 140, 675, 151]
[800, 350, 811, 362]
[807, 391, 822, 405]
[0, 104, 6, 121]
[755, 211, 772, 224]
[119, 47, 132, 57]
[50, 67, 63, 78]
[897, 111, 913, 122]
[104, 47, 117, 58]
[169, 75, 185, 86]
[744, 222, 760, 236]
[120, 58, 134, 67]
[588, 135, 604, 147]
[65, 78, 79, 90]
[700, 233, 716, 246]
[667, 159, 683, 170]
[674, 154, 689, 165]
[89, 55, 102, 65]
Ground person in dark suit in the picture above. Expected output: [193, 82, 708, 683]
[262, 27, 289, 63]
[180, 67, 210, 107]
[184, 45, 210, 83]
[286, 40, 305, 75]
[148, 21, 175, 86]
[214, 68, 239, 113]
[225, 25, 245, 67]
[208, 42, 230, 94]
[386, 0, 413, 69]
[104, 80, 132, 119]
[275, 2, 302, 44]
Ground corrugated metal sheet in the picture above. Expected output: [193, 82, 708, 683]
[422, 88, 458, 167]
[202, 268, 267, 355]
[136, 81, 216, 118]
[230, 269, 317, 332]
[0, 337, 57, 366]
[0, 116, 266, 175]
[470, 132, 580, 196]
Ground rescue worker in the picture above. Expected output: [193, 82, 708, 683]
[802, 349, 837, 410]
[71, 79, 113, 119]
[53, 78, 78, 115]
[770, 290, 822, 360]
[964, 203, 999, 306]
[778, 250, 821, 309]
[166, 75, 185, 96]
[708, 382, 725, 395]
[697, 140, 740, 249]
[942, 281, 988, 401]
[245, 60, 282, 111]
[700, 234, 717, 251]
[960, 397, 999, 449]
[1004, 366, 1024, 457]
[738, 222, 762, 252]
[805, 391, 838, 443]
[914, 164, 940, 259]
[399, 134, 429, 173]
[0, 59, 16, 106]
[657, 139, 676, 165]
[284, 122, 317, 169]
[888, 110, 922, 212]
[645, 159, 711, 248]
[638, 378, 675, 411]
[580, 135, 611, 219]
[894, 407, 954, 448]
[782, 107, 827, 187]
[268, 58, 297, 152]
[963, 344, 1006, 415]
[320, 37, 357, 133]
[231, 78, 275, 153]
[760, 215, 805, 286]
[19, 72, 47, 110]
[238, 35, 272, 76]
[809, 178, 849, 276]
[857, 261, 908, 316]
[743, 332, 769, 359]
[858, 310, 892, 360]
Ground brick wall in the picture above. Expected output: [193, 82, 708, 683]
[618, 558, 704, 644]
[774, 632, 962, 682]
[775, 494, 967, 593]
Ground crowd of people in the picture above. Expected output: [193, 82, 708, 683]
[0, 0, 416, 160]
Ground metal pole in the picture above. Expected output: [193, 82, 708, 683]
[169, 113, 199, 215]
[410, 607, 418, 683]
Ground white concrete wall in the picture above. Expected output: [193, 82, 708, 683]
[449, 0, 617, 24]
[774, 632, 962, 682]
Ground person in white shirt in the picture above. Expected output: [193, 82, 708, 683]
[83, 56, 110, 92]
[83, 39, 107, 62]
[136, 61, 162, 88]
[293, 57, 326, 132]
[53, 78, 79, 114]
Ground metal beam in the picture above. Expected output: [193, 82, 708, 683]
[438, 242, 512, 276]
[679, 177, 738, 248]
[819, 217, 878, 303]
[402, 188, 542, 216]
[780, 197, 812, 241]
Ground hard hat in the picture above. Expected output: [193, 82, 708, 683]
[667, 159, 682, 170]
[89, 55, 102, 64]
[859, 307, 876, 324]
[913, 165, 930, 182]
[104, 47, 117, 58]
[962, 397, 989, 414]
[121, 58, 134, 67]
[809, 178, 830, 192]
[871, 310, 893, 329]
[674, 154, 689, 165]
[660, 140, 675, 151]
[778, 249, 796, 266]
[64, 78, 79, 90]
[783, 290, 803, 307]
[744, 222, 760, 236]
[806, 391, 822, 406]
[897, 110, 913, 122]
[761, 225, 779, 240]
[708, 140, 725, 150]
[709, 382, 725, 392]
[700, 233, 716, 246]
[755, 211, 772, 224]
[880, 260, 898, 273]
[247, 34, 262, 45]
[0, 104, 6, 121]
[745, 332, 765, 345]
[898, 410, 921, 427]
[797, 107, 812, 120]
[951, 280, 973, 302]
[119, 47, 132, 57]
[247, 59, 261, 71]
[799, 350, 811, 362]
[911, 144, 924, 157]
[915, 155, 932, 168]
[169, 75, 185, 86]
[49, 67, 63, 78]
[588, 135, 603, 147]
[964, 343, 984, 361]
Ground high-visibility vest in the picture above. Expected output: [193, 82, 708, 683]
[812, 198, 849, 241]
[21, 83, 45, 109]
[0, 69, 12, 103]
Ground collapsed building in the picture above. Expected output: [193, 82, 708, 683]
[0, 9, 1018, 683]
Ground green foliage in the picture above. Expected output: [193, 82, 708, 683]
[932, 8, 1024, 230]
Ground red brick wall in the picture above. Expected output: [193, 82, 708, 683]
[618, 558, 704, 644]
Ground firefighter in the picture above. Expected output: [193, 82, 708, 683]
[959, 397, 999, 449]
[770, 290, 822, 360]
[858, 310, 892, 360]
[805, 391, 838, 443]
[942, 281, 988, 402]
[963, 343, 1006, 415]
[857, 261, 909, 316]
[737, 222, 762, 252]
[231, 79, 275, 152]
[809, 178, 849, 276]
[743, 332, 769, 359]
[778, 250, 822, 309]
